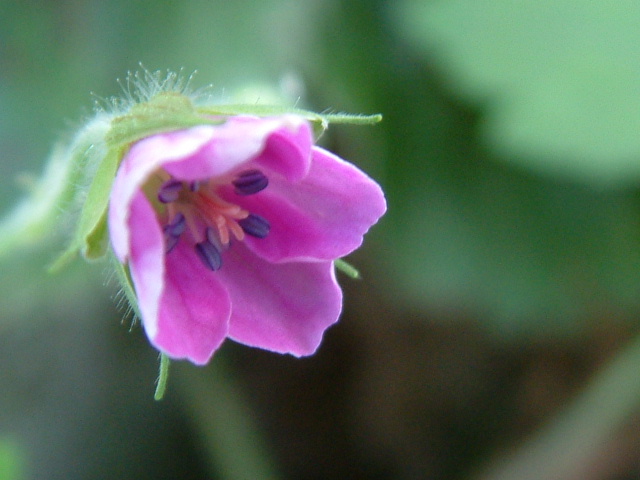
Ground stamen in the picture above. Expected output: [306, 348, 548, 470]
[238, 214, 270, 239]
[151, 170, 270, 270]
[158, 179, 183, 203]
[206, 227, 224, 251]
[232, 169, 269, 195]
[163, 213, 186, 253]
[195, 193, 246, 218]
[227, 220, 246, 242]
[195, 239, 223, 271]
[164, 233, 180, 253]
[164, 213, 186, 237]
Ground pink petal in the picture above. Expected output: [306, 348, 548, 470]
[154, 240, 232, 365]
[125, 191, 231, 364]
[163, 115, 311, 182]
[230, 146, 387, 262]
[249, 117, 312, 182]
[127, 191, 165, 340]
[218, 243, 342, 356]
[109, 126, 216, 261]
[110, 117, 314, 261]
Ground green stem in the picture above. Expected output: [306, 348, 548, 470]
[479, 333, 640, 480]
[174, 360, 282, 480]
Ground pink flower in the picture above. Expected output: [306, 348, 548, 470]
[108, 115, 386, 364]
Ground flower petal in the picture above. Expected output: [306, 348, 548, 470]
[163, 115, 311, 182]
[218, 243, 342, 356]
[125, 191, 231, 364]
[109, 117, 314, 262]
[153, 240, 232, 365]
[249, 117, 312, 182]
[231, 146, 387, 262]
[127, 191, 165, 339]
[109, 125, 216, 261]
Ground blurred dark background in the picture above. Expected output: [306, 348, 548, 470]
[2, 1, 640, 479]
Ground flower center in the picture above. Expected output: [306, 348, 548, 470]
[154, 169, 270, 271]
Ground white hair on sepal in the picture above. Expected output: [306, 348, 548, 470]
[104, 253, 139, 330]
[64, 66, 207, 221]
[51, 111, 113, 229]
[92, 64, 216, 116]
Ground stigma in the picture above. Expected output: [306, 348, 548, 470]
[155, 169, 271, 270]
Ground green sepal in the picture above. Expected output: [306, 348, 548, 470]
[154, 353, 171, 401]
[111, 248, 139, 317]
[111, 247, 171, 401]
[335, 258, 361, 279]
[84, 209, 109, 259]
[197, 104, 382, 138]
[49, 146, 122, 271]
[106, 92, 221, 148]
[51, 92, 222, 270]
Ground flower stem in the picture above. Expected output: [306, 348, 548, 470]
[479, 332, 640, 480]
[174, 360, 282, 479]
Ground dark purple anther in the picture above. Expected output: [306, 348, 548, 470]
[163, 213, 185, 253]
[195, 240, 223, 271]
[164, 233, 180, 253]
[238, 214, 270, 239]
[189, 180, 201, 192]
[232, 169, 268, 195]
[164, 213, 186, 237]
[158, 179, 183, 203]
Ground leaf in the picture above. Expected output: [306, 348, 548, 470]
[395, 0, 640, 185]
[344, 36, 640, 336]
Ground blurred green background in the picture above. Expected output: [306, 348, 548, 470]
[3, 0, 640, 479]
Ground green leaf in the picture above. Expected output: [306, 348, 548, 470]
[348, 41, 640, 336]
[395, 0, 640, 185]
